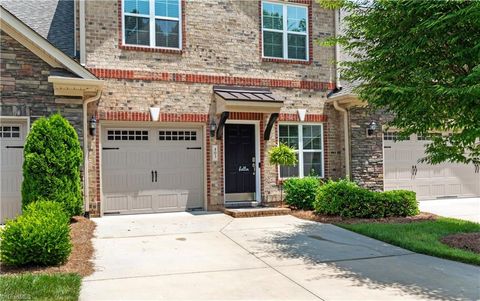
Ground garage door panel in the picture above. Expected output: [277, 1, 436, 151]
[132, 195, 153, 210]
[104, 195, 129, 212]
[127, 150, 153, 169]
[1, 121, 26, 224]
[102, 127, 204, 215]
[384, 132, 480, 200]
[103, 151, 127, 170]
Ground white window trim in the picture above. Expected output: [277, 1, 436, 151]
[261, 1, 309, 62]
[278, 123, 324, 179]
[122, 0, 182, 50]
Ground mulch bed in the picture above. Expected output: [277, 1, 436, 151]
[291, 209, 438, 224]
[441, 233, 480, 254]
[1, 216, 96, 277]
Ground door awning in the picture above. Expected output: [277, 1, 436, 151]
[214, 86, 283, 114]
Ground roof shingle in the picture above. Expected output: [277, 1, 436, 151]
[0, 0, 75, 57]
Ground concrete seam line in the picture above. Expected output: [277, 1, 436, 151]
[219, 230, 326, 301]
[83, 266, 271, 282]
[219, 218, 234, 232]
[96, 230, 221, 239]
[316, 252, 415, 264]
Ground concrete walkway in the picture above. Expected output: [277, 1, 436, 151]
[81, 213, 480, 301]
[419, 197, 480, 223]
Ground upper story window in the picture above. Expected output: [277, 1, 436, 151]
[262, 1, 308, 61]
[123, 0, 181, 49]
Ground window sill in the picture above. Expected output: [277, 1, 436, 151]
[119, 44, 183, 54]
[262, 57, 312, 65]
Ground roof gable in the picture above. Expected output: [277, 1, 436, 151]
[0, 5, 95, 80]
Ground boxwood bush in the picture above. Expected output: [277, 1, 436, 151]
[314, 179, 419, 218]
[22, 114, 83, 217]
[0, 201, 72, 266]
[283, 177, 320, 210]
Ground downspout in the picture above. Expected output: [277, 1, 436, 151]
[83, 90, 101, 217]
[333, 8, 351, 178]
[79, 0, 86, 65]
[333, 100, 350, 178]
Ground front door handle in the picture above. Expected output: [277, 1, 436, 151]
[155, 170, 158, 182]
[152, 170, 154, 182]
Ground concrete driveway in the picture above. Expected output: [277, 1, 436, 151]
[419, 197, 480, 223]
[81, 213, 480, 301]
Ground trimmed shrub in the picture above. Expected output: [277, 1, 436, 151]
[0, 201, 72, 266]
[381, 190, 420, 217]
[314, 180, 419, 218]
[283, 177, 320, 210]
[22, 114, 83, 217]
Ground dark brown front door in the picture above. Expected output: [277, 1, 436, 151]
[225, 124, 256, 201]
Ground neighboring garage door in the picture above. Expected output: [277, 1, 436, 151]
[102, 126, 204, 214]
[0, 120, 27, 224]
[384, 132, 480, 200]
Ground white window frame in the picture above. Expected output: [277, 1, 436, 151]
[122, 0, 182, 50]
[261, 1, 309, 61]
[278, 123, 324, 179]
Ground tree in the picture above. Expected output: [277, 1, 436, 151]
[320, 0, 480, 164]
[22, 114, 83, 217]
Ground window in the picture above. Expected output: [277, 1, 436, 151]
[383, 131, 411, 141]
[417, 133, 442, 141]
[107, 130, 148, 141]
[262, 1, 308, 61]
[278, 124, 323, 178]
[159, 130, 196, 141]
[123, 0, 181, 49]
[0, 126, 20, 139]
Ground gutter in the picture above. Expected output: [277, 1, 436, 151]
[83, 90, 102, 217]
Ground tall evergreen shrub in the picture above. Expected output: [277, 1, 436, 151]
[21, 114, 83, 217]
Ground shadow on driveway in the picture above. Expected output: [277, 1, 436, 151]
[259, 222, 479, 301]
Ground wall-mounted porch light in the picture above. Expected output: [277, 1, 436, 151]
[89, 115, 97, 136]
[209, 118, 217, 137]
[367, 120, 378, 137]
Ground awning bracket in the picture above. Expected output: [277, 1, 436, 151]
[216, 111, 230, 140]
[264, 113, 279, 140]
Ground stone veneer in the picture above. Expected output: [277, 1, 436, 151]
[349, 107, 389, 191]
[0, 30, 84, 145]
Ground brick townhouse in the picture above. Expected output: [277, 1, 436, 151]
[81, 0, 359, 216]
[1, 0, 477, 221]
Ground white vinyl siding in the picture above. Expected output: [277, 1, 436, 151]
[261, 1, 308, 61]
[123, 0, 182, 49]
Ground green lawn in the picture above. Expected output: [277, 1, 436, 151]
[0, 273, 81, 301]
[338, 217, 480, 266]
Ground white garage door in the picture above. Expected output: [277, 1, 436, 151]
[102, 126, 204, 214]
[0, 120, 27, 224]
[384, 132, 480, 200]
